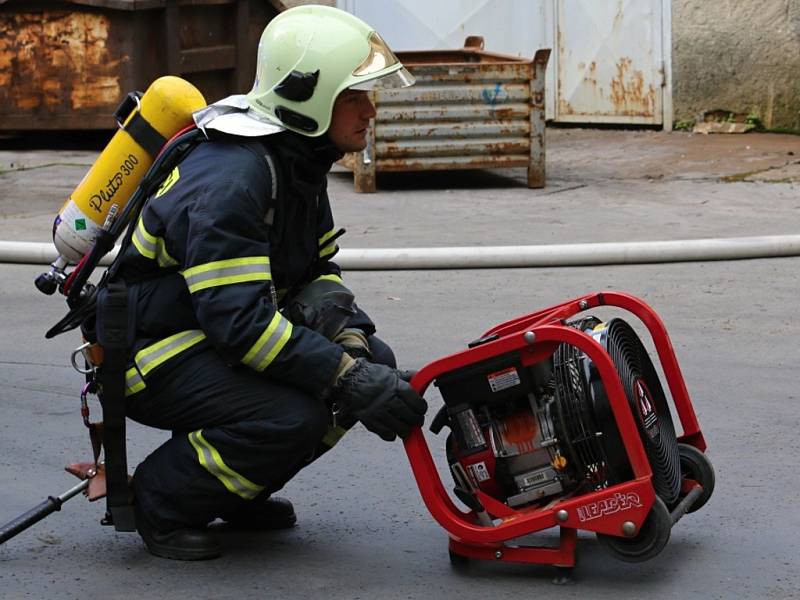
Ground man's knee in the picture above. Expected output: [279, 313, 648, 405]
[227, 387, 329, 457]
[275, 393, 329, 456]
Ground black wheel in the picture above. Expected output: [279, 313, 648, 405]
[448, 548, 470, 569]
[552, 566, 574, 585]
[675, 443, 715, 513]
[596, 497, 672, 563]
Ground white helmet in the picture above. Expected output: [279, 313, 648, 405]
[245, 5, 414, 136]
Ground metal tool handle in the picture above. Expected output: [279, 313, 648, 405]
[0, 479, 89, 544]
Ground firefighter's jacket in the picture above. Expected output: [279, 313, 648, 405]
[115, 131, 354, 398]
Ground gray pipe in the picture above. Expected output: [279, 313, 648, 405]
[3, 235, 800, 270]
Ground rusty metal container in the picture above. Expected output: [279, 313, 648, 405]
[340, 37, 551, 193]
[0, 0, 284, 131]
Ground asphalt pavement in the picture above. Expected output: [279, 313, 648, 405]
[0, 128, 798, 599]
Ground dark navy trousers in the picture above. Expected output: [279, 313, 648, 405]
[127, 337, 395, 531]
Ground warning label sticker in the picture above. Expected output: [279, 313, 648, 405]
[487, 367, 521, 392]
[467, 461, 491, 483]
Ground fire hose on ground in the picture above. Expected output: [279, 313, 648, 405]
[0, 233, 790, 555]
[1, 234, 800, 270]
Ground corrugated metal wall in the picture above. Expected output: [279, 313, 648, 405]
[341, 42, 550, 192]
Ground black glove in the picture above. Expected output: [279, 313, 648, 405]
[332, 358, 427, 442]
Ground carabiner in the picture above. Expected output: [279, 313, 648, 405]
[80, 380, 98, 428]
[71, 342, 96, 375]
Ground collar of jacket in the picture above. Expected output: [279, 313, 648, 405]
[272, 131, 344, 184]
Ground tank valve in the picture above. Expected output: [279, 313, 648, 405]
[35, 256, 69, 295]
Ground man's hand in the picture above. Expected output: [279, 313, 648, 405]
[332, 358, 427, 441]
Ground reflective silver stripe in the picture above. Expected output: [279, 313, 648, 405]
[181, 257, 271, 294]
[156, 241, 178, 268]
[134, 330, 207, 377]
[132, 217, 157, 259]
[125, 366, 145, 396]
[188, 430, 264, 500]
[242, 312, 293, 371]
[131, 216, 178, 267]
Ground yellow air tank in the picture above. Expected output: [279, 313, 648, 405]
[53, 76, 206, 263]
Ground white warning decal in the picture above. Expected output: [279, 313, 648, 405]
[467, 461, 491, 483]
[487, 367, 521, 392]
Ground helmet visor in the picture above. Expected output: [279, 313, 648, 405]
[347, 31, 415, 91]
[349, 66, 415, 91]
[353, 32, 399, 76]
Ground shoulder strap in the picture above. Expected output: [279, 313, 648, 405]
[245, 138, 282, 205]
[96, 280, 136, 532]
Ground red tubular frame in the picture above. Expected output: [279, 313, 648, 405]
[402, 291, 707, 568]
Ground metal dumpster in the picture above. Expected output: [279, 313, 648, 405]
[340, 37, 551, 192]
[0, 0, 284, 131]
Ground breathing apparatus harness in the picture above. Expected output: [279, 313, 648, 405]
[47, 124, 208, 532]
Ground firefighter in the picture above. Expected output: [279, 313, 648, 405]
[114, 6, 426, 560]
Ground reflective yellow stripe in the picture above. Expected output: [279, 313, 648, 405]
[132, 217, 157, 259]
[155, 166, 180, 198]
[155, 239, 178, 268]
[319, 229, 338, 245]
[134, 330, 206, 377]
[125, 366, 145, 396]
[131, 217, 178, 268]
[242, 312, 293, 371]
[125, 331, 206, 397]
[188, 430, 264, 500]
[319, 243, 338, 259]
[318, 228, 339, 259]
[314, 273, 343, 285]
[321, 425, 349, 448]
[182, 257, 271, 294]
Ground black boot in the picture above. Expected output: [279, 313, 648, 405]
[136, 506, 222, 561]
[220, 496, 297, 530]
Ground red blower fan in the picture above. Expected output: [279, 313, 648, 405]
[404, 291, 714, 582]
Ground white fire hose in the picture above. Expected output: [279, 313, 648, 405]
[2, 235, 800, 270]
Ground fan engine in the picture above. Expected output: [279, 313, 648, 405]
[436, 318, 681, 510]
